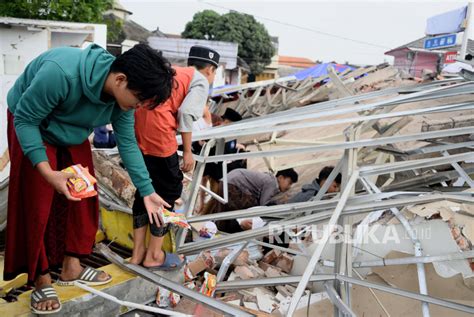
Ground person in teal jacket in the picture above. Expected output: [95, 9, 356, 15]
[5, 43, 175, 314]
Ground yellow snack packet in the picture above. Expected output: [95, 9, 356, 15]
[62, 164, 97, 199]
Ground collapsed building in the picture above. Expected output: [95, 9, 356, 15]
[1, 62, 473, 316]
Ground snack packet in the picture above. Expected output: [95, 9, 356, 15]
[199, 272, 217, 297]
[162, 209, 191, 229]
[156, 287, 180, 308]
[156, 287, 170, 307]
[184, 266, 195, 282]
[169, 291, 181, 308]
[61, 164, 97, 199]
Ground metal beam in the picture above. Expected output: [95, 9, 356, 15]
[361, 178, 431, 317]
[321, 250, 474, 268]
[201, 127, 474, 163]
[216, 274, 474, 314]
[324, 282, 357, 317]
[359, 152, 474, 177]
[96, 243, 254, 317]
[178, 193, 472, 254]
[286, 171, 359, 317]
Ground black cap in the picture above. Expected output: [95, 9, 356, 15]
[221, 108, 242, 122]
[188, 45, 220, 68]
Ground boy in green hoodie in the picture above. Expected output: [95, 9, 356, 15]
[5, 43, 175, 314]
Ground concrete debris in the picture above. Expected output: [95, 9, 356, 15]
[275, 292, 288, 303]
[372, 251, 474, 300]
[215, 248, 250, 266]
[404, 201, 473, 251]
[226, 299, 241, 306]
[256, 293, 278, 314]
[262, 249, 281, 264]
[248, 264, 265, 278]
[226, 271, 238, 282]
[234, 265, 255, 280]
[219, 292, 241, 303]
[258, 260, 281, 273]
[274, 253, 294, 273]
[422, 114, 474, 132]
[264, 266, 286, 278]
[92, 150, 135, 207]
[243, 302, 258, 311]
[238, 290, 257, 304]
[278, 291, 329, 315]
[275, 286, 292, 298]
[87, 63, 474, 316]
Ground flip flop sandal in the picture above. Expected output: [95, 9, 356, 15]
[30, 285, 62, 315]
[145, 252, 186, 271]
[57, 266, 112, 286]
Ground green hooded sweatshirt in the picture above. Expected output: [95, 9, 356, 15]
[7, 44, 154, 196]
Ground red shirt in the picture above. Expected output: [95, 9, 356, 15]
[134, 66, 195, 157]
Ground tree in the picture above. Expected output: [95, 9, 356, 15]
[103, 14, 125, 44]
[182, 10, 220, 41]
[0, 0, 116, 39]
[181, 10, 275, 75]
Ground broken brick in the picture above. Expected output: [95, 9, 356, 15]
[264, 266, 282, 278]
[274, 253, 294, 273]
[220, 292, 242, 303]
[215, 248, 249, 266]
[234, 265, 255, 280]
[248, 265, 265, 278]
[258, 261, 282, 273]
[262, 249, 281, 264]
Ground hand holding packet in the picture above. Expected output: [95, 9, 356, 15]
[61, 164, 98, 199]
[162, 209, 191, 229]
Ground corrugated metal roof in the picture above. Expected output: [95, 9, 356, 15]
[147, 37, 238, 69]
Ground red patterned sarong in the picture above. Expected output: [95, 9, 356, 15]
[4, 111, 99, 284]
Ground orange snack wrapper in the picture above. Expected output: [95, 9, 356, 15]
[62, 164, 97, 199]
[199, 272, 217, 297]
[162, 210, 191, 229]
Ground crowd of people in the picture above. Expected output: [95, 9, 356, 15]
[5, 42, 341, 314]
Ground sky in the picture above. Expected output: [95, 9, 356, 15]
[121, 0, 468, 65]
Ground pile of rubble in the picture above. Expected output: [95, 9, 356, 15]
[211, 64, 415, 118]
[154, 197, 473, 316]
[91, 63, 474, 316]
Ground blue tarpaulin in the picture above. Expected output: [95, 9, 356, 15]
[292, 62, 353, 80]
[211, 63, 354, 97]
[425, 6, 467, 36]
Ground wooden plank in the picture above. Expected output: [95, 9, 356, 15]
[274, 82, 298, 92]
[342, 65, 377, 81]
[327, 66, 354, 98]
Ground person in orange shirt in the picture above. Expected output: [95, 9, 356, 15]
[131, 46, 220, 270]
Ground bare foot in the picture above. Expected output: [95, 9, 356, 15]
[129, 246, 147, 265]
[33, 274, 60, 312]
